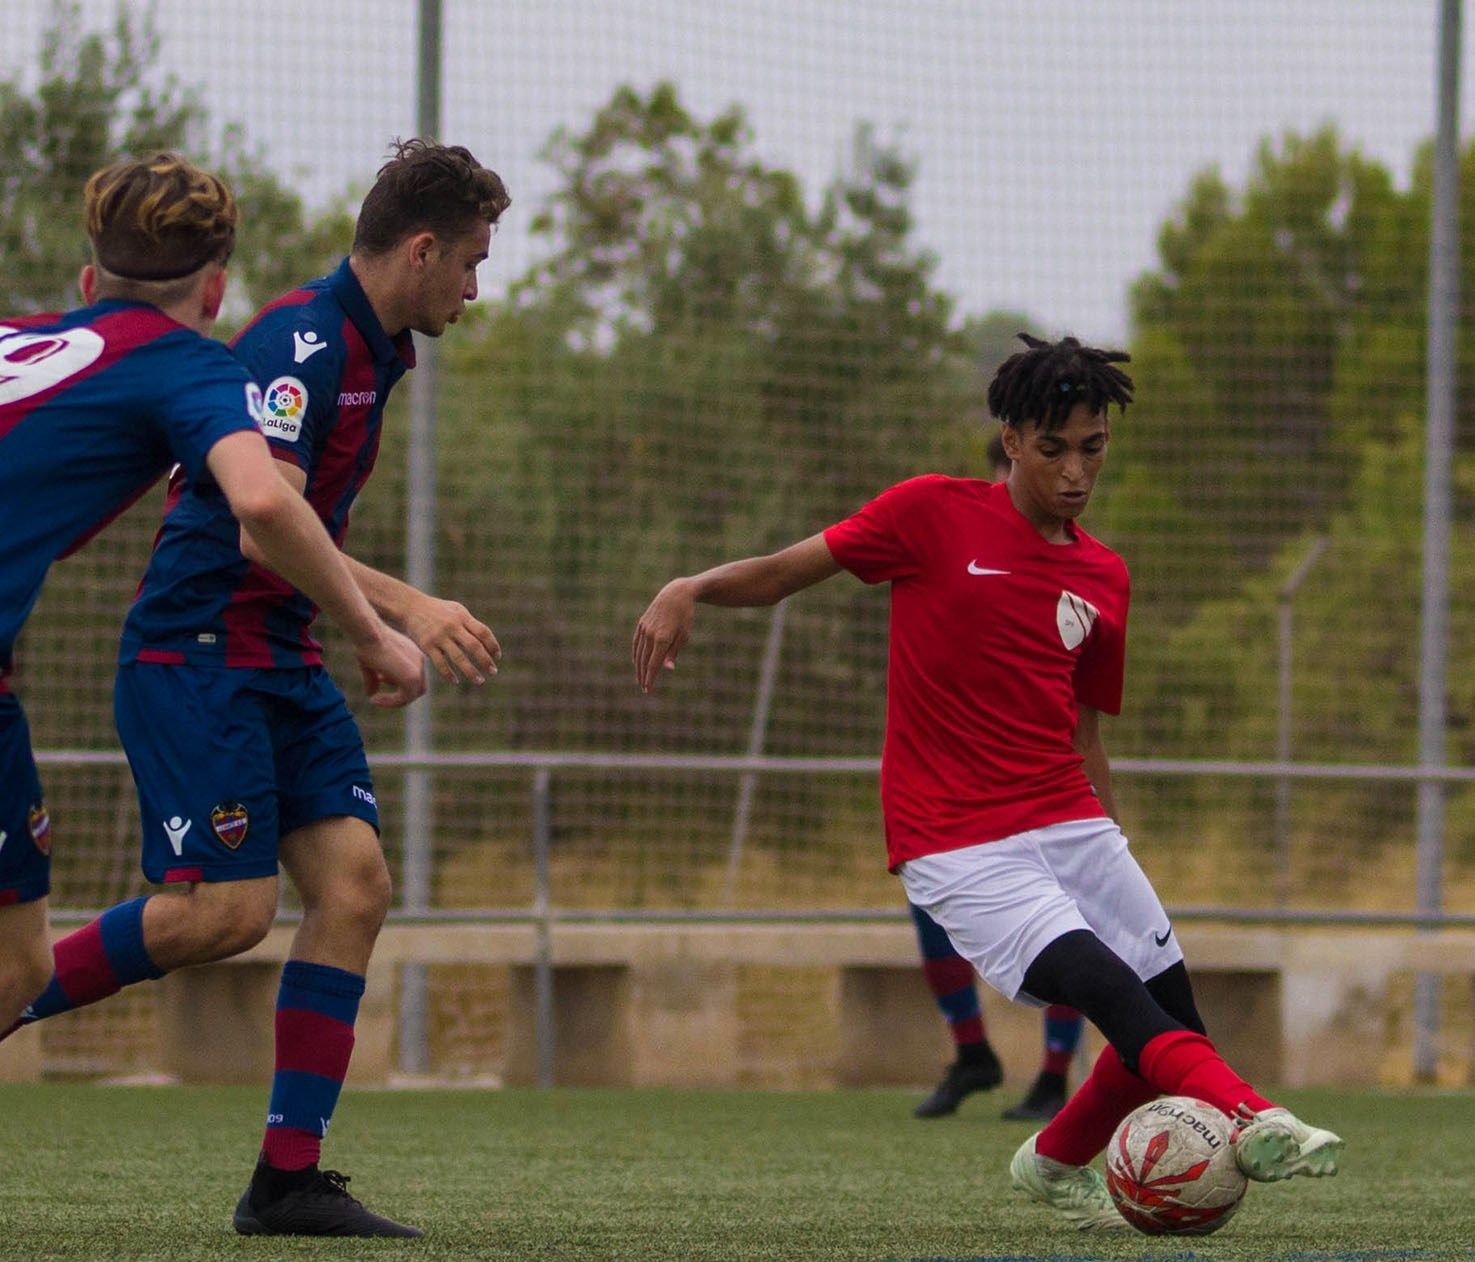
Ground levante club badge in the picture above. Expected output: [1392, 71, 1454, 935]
[210, 803, 250, 850]
[27, 803, 51, 855]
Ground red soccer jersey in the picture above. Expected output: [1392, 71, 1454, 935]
[823, 475, 1129, 868]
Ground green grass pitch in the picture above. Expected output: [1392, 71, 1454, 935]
[0, 1084, 1470, 1260]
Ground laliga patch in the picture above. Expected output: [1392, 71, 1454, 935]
[27, 802, 51, 855]
[260, 375, 308, 442]
[209, 802, 250, 850]
[1056, 590, 1100, 652]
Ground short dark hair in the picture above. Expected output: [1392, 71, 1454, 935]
[352, 138, 510, 255]
[85, 152, 236, 281]
[987, 332, 1133, 432]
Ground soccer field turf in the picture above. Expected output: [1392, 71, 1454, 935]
[0, 1084, 1469, 1260]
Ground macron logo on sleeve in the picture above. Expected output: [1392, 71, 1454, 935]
[293, 330, 329, 363]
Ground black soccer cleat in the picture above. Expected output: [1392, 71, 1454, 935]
[913, 1046, 1003, 1118]
[233, 1162, 423, 1238]
[1002, 1070, 1068, 1122]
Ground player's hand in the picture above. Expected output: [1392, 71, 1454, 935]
[633, 578, 695, 693]
[402, 593, 501, 685]
[355, 624, 428, 708]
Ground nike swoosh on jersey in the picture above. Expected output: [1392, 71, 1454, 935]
[1153, 926, 1173, 947]
[966, 561, 1011, 576]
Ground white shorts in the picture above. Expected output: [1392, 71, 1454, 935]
[898, 817, 1183, 1005]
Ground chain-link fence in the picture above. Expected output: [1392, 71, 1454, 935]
[6, 0, 1475, 1081]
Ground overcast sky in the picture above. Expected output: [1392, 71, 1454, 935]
[5, 1, 1465, 340]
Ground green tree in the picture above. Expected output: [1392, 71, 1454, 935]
[425, 84, 984, 765]
[0, 1, 351, 317]
[1101, 129, 1420, 599]
[1089, 126, 1475, 906]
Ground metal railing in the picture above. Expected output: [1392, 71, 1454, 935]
[35, 747, 1475, 1084]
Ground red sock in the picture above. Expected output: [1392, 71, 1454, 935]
[1035, 1045, 1157, 1166]
[1137, 1029, 1273, 1116]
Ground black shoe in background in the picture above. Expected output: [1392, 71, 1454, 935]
[233, 1161, 423, 1238]
[1001, 1069, 1068, 1121]
[913, 1045, 1004, 1118]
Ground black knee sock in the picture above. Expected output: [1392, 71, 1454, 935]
[1145, 961, 1206, 1035]
[1020, 929, 1183, 1071]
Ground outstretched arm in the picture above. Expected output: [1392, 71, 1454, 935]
[1074, 704, 1118, 821]
[632, 532, 842, 693]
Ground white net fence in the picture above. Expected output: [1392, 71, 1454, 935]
[5, 0, 1473, 1078]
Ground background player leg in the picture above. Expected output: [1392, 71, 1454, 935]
[908, 903, 1002, 1118]
[3, 879, 278, 1037]
[0, 901, 57, 1029]
[233, 816, 419, 1239]
[1003, 1004, 1084, 1122]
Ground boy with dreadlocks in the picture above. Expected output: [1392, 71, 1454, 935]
[633, 332, 1343, 1230]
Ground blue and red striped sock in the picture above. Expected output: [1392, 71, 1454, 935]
[1042, 1004, 1084, 1076]
[16, 897, 163, 1025]
[261, 960, 364, 1171]
[909, 904, 988, 1050]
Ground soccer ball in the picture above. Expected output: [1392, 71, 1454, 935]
[1104, 1096, 1248, 1235]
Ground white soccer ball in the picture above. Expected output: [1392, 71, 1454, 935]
[1104, 1095, 1248, 1235]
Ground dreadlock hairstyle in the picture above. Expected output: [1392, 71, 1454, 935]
[987, 332, 1133, 433]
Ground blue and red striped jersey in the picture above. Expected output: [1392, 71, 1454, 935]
[121, 259, 414, 669]
[0, 302, 264, 687]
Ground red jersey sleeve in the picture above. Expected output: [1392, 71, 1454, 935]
[823, 477, 941, 584]
[1073, 560, 1129, 715]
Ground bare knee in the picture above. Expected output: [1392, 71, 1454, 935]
[1, 937, 55, 1012]
[281, 821, 393, 968]
[331, 854, 393, 934]
[0, 904, 56, 1015]
[145, 879, 278, 968]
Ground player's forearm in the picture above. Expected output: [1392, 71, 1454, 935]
[687, 556, 792, 607]
[1074, 707, 1118, 820]
[1086, 757, 1117, 821]
[1079, 736, 1117, 820]
[343, 554, 419, 628]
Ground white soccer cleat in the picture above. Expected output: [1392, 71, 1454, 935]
[1009, 1132, 1128, 1231]
[1234, 1106, 1345, 1182]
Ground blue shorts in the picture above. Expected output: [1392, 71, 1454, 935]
[0, 695, 51, 904]
[114, 663, 378, 885]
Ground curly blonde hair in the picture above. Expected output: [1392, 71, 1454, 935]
[84, 152, 237, 283]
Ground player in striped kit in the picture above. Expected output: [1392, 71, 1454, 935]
[8, 141, 507, 1238]
[911, 899, 1084, 1121]
[0, 152, 424, 1039]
